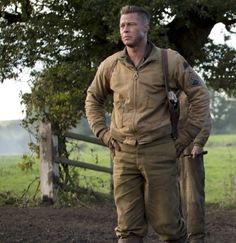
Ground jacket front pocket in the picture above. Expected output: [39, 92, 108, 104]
[113, 100, 124, 128]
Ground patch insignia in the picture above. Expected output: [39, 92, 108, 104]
[189, 72, 201, 86]
[183, 61, 189, 70]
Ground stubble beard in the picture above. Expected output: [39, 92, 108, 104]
[124, 35, 143, 48]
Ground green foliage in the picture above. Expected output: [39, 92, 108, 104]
[64, 140, 111, 191]
[0, 191, 18, 205]
[196, 41, 236, 97]
[20, 60, 93, 160]
[1, 0, 236, 79]
[21, 61, 90, 133]
[55, 167, 112, 207]
[17, 154, 35, 172]
[53, 141, 112, 206]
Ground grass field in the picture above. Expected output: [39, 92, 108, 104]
[0, 134, 236, 207]
[0, 155, 39, 205]
[204, 134, 236, 207]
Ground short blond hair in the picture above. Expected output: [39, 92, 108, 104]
[120, 5, 150, 25]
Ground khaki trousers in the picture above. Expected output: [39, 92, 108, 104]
[113, 136, 186, 241]
[178, 145, 205, 242]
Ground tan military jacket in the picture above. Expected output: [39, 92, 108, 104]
[178, 92, 211, 149]
[85, 43, 210, 147]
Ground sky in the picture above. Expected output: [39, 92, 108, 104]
[0, 69, 32, 121]
[0, 23, 236, 121]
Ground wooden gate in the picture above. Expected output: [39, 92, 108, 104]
[39, 121, 112, 203]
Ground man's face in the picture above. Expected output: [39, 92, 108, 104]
[119, 13, 148, 48]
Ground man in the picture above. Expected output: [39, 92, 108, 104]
[85, 5, 210, 243]
[178, 92, 211, 243]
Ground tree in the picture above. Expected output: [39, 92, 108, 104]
[21, 61, 90, 160]
[196, 41, 236, 97]
[1, 0, 236, 79]
[20, 61, 92, 183]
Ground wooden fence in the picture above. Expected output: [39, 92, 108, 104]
[39, 121, 112, 203]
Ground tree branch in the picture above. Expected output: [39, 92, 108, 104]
[0, 11, 23, 24]
[0, 0, 33, 24]
[223, 18, 236, 33]
[166, 6, 217, 65]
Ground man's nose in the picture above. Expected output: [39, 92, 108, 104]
[123, 25, 129, 32]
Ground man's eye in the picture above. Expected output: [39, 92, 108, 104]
[128, 23, 136, 26]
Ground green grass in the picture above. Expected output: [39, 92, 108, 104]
[0, 155, 39, 205]
[1, 134, 236, 207]
[205, 134, 236, 207]
[66, 140, 112, 194]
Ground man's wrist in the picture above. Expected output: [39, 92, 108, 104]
[193, 143, 203, 147]
[98, 128, 111, 147]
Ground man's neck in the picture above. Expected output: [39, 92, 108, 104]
[126, 40, 147, 67]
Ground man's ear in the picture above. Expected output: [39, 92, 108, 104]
[144, 24, 149, 33]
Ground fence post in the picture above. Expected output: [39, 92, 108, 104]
[39, 121, 58, 204]
[52, 132, 60, 190]
[110, 155, 113, 195]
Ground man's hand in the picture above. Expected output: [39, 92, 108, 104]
[190, 144, 203, 158]
[99, 128, 120, 158]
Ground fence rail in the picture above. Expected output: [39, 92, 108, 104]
[64, 131, 104, 146]
[39, 122, 112, 203]
[54, 157, 113, 174]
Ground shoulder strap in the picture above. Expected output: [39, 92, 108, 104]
[161, 49, 170, 97]
[161, 48, 180, 140]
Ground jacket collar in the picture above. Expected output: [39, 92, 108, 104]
[118, 41, 160, 65]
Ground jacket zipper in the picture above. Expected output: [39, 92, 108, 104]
[132, 70, 139, 134]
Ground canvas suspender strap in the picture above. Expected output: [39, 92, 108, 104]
[161, 49, 170, 98]
[161, 48, 180, 140]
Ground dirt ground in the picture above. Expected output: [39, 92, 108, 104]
[0, 203, 236, 243]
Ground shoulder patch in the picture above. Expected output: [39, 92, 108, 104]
[189, 72, 201, 86]
[183, 61, 189, 70]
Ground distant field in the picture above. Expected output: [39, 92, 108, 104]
[0, 155, 39, 204]
[0, 134, 236, 207]
[204, 134, 236, 207]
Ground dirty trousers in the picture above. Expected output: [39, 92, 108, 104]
[113, 136, 186, 241]
[178, 145, 205, 242]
